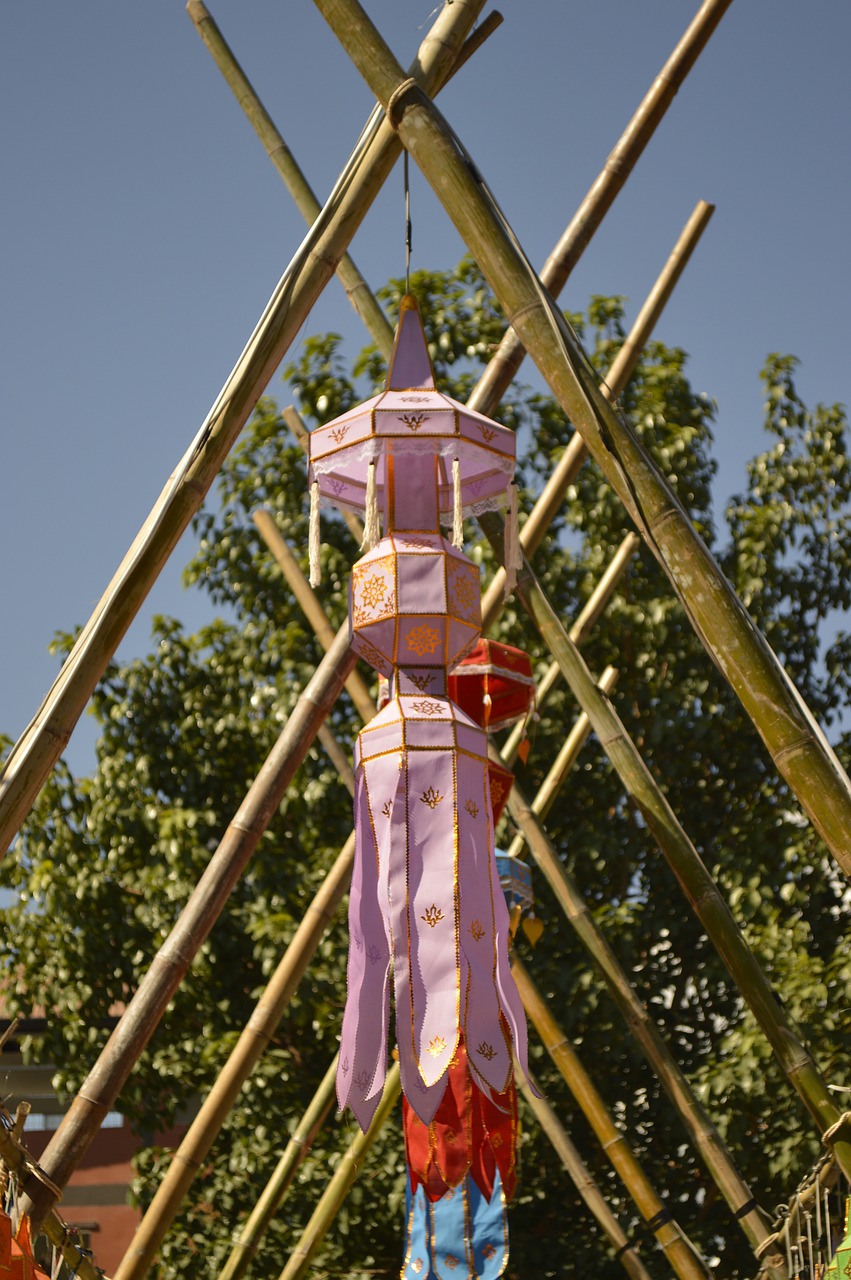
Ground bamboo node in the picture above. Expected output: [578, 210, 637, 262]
[386, 77, 419, 128]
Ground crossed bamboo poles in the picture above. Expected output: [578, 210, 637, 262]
[315, 0, 851, 891]
[14, 0, 730, 1235]
[9, 0, 849, 1269]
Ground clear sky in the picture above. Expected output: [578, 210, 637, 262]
[2, 1, 850, 777]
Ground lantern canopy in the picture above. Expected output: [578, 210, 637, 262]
[308, 295, 515, 529]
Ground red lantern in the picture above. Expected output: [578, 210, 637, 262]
[449, 639, 535, 733]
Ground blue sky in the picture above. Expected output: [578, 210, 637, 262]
[2, 1, 850, 777]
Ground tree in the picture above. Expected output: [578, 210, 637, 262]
[2, 260, 850, 1279]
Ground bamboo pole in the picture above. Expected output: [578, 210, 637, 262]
[485, 528, 851, 1177]
[187, 0, 503, 362]
[218, 1055, 340, 1280]
[502, 664, 619, 845]
[239, 549, 779, 1272]
[276, 1063, 401, 1280]
[20, 624, 359, 1232]
[501, 758, 784, 1272]
[0, 1108, 109, 1280]
[501, 534, 641, 768]
[314, 0, 851, 882]
[480, 200, 714, 624]
[0, 0, 488, 856]
[464, 0, 733, 423]
[253, 509, 375, 724]
[110, 830, 355, 1280]
[516, 1069, 653, 1280]
[513, 959, 711, 1280]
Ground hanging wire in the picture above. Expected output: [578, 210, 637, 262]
[404, 148, 412, 294]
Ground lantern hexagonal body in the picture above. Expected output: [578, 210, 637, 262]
[349, 533, 481, 676]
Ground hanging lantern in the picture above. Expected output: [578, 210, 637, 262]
[448, 639, 535, 733]
[309, 297, 533, 1132]
[496, 849, 544, 946]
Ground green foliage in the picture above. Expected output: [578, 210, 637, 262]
[2, 261, 851, 1278]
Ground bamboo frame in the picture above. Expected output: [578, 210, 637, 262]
[0, 1107, 108, 1280]
[104, 110, 732, 1280]
[513, 959, 711, 1280]
[26, 100, 711, 1252]
[8, 2, 767, 1259]
[515, 1069, 654, 1280]
[314, 0, 851, 884]
[499, 748, 784, 1272]
[187, 0, 503, 363]
[15, 0, 490, 1231]
[276, 1064, 402, 1280]
[111, 833, 356, 1280]
[0, 0, 487, 856]
[218, 1055, 340, 1280]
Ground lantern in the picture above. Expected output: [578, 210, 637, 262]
[448, 639, 535, 732]
[308, 296, 533, 1131]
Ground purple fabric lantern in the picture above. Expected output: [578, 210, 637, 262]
[308, 296, 531, 1130]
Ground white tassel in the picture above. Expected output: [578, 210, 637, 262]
[361, 461, 380, 551]
[452, 456, 463, 548]
[309, 480, 321, 587]
[504, 481, 521, 597]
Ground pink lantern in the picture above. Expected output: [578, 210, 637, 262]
[308, 297, 531, 1131]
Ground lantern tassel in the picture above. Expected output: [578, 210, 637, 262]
[361, 460, 380, 551]
[504, 482, 521, 597]
[452, 456, 463, 549]
[309, 480, 321, 588]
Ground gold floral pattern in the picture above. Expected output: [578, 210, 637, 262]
[407, 624, 441, 656]
[478, 423, 496, 443]
[421, 787, 444, 809]
[470, 919, 485, 941]
[428, 1035, 447, 1057]
[444, 1256, 459, 1271]
[491, 1132, 504, 1149]
[354, 638, 390, 674]
[411, 1261, 424, 1275]
[400, 535, 436, 550]
[412, 699, 442, 716]
[359, 573, 389, 610]
[482, 1244, 497, 1261]
[477, 1041, 497, 1061]
[408, 672, 434, 691]
[489, 779, 507, 807]
[399, 412, 427, 431]
[451, 573, 477, 614]
[421, 904, 444, 927]
[381, 800, 392, 818]
[464, 799, 479, 818]
[330, 424, 349, 444]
